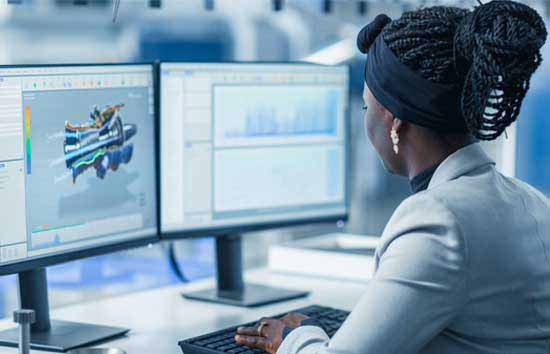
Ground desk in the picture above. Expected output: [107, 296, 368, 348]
[0, 269, 368, 354]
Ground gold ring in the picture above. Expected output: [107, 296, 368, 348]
[257, 321, 268, 337]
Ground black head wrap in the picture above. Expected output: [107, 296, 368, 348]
[358, 14, 468, 133]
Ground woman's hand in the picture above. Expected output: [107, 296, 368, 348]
[279, 312, 310, 328]
[235, 313, 310, 354]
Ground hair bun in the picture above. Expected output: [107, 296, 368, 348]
[357, 14, 392, 54]
[454, 0, 547, 140]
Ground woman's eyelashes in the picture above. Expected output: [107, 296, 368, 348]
[362, 106, 368, 111]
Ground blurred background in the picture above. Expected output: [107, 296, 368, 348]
[0, 0, 548, 318]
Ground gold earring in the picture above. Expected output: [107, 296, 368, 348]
[390, 128, 399, 155]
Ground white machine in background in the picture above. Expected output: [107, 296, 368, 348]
[269, 233, 379, 282]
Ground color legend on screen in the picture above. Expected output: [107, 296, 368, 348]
[24, 105, 31, 174]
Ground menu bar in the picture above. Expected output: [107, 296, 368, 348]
[0, 65, 152, 77]
[20, 73, 151, 91]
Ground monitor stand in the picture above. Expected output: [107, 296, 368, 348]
[0, 268, 129, 352]
[182, 233, 309, 307]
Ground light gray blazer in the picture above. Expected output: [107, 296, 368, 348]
[278, 143, 550, 354]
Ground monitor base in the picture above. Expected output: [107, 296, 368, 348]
[181, 235, 309, 307]
[0, 268, 130, 352]
[0, 320, 129, 353]
[183, 283, 309, 307]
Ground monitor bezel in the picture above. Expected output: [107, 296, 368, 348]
[0, 62, 160, 276]
[158, 61, 351, 239]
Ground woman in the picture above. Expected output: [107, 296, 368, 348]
[235, 1, 550, 354]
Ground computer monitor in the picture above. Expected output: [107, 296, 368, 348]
[160, 62, 349, 306]
[0, 64, 158, 351]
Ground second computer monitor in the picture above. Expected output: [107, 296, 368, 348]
[160, 62, 349, 235]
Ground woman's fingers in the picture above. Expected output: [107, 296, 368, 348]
[235, 318, 285, 354]
[237, 318, 275, 335]
[235, 335, 269, 350]
[236, 326, 259, 336]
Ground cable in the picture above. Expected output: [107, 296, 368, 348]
[149, 0, 161, 8]
[204, 0, 214, 11]
[112, 0, 120, 23]
[323, 0, 332, 14]
[167, 242, 188, 283]
[358, 1, 367, 16]
[272, 0, 284, 11]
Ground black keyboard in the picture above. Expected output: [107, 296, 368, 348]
[178, 305, 349, 354]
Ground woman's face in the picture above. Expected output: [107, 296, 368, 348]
[362, 83, 402, 174]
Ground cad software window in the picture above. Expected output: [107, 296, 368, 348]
[0, 66, 157, 264]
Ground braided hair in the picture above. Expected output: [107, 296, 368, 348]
[364, 1, 547, 141]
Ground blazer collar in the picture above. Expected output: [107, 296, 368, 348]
[428, 143, 495, 190]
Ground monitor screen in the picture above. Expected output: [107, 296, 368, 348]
[160, 63, 349, 234]
[0, 64, 157, 268]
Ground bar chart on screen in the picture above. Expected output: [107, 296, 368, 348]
[213, 85, 344, 147]
[211, 84, 345, 214]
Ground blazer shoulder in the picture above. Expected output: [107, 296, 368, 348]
[382, 192, 467, 247]
[508, 176, 550, 206]
[383, 191, 463, 236]
[377, 192, 470, 286]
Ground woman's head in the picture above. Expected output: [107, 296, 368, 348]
[358, 1, 547, 176]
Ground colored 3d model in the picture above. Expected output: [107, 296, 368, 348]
[64, 104, 137, 183]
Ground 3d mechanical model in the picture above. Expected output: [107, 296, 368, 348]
[63, 104, 137, 183]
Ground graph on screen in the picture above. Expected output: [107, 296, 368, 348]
[213, 145, 344, 213]
[213, 85, 343, 147]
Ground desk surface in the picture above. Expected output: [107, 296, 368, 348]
[0, 269, 367, 354]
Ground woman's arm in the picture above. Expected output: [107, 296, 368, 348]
[282, 195, 469, 354]
[238, 195, 469, 354]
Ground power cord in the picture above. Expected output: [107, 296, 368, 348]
[167, 242, 188, 283]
